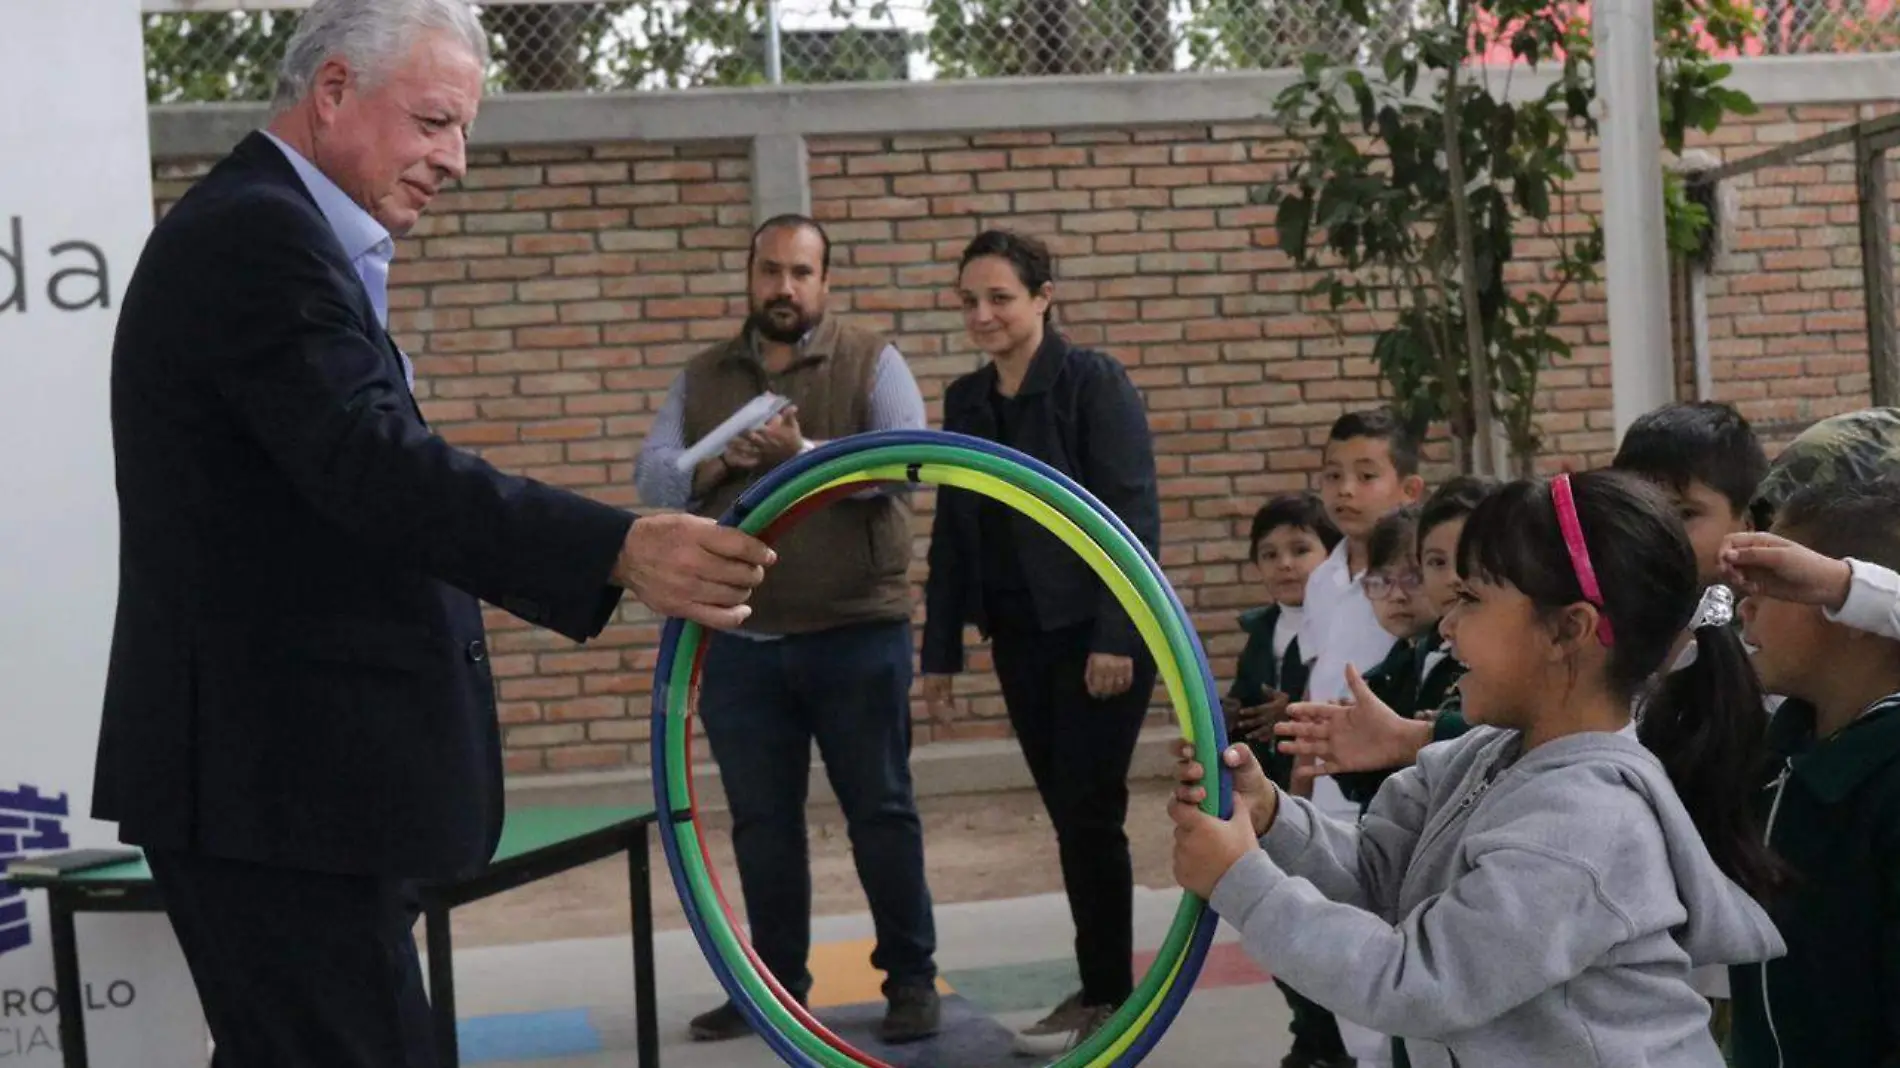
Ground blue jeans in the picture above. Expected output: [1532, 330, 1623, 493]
[698, 619, 937, 1001]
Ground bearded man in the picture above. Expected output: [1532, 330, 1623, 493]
[632, 214, 941, 1044]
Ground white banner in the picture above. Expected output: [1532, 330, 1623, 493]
[0, 0, 206, 1064]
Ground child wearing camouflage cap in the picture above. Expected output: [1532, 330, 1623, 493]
[1718, 409, 1900, 1068]
[1751, 406, 1900, 519]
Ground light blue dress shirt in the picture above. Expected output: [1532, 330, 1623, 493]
[262, 131, 412, 389]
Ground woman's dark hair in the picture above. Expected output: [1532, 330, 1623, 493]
[959, 229, 1055, 324]
[1417, 475, 1498, 551]
[1367, 505, 1421, 572]
[1457, 470, 1785, 900]
[1248, 492, 1342, 561]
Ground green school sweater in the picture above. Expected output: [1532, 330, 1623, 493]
[1228, 605, 1310, 791]
[1729, 694, 1900, 1068]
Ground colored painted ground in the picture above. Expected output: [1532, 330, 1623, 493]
[448, 902, 1287, 1066]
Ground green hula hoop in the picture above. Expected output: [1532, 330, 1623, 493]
[651, 432, 1229, 1068]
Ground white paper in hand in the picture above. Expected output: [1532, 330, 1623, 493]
[674, 392, 793, 473]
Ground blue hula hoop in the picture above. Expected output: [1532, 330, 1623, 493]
[651, 429, 1229, 1068]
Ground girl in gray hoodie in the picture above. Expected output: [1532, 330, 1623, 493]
[1171, 471, 1787, 1068]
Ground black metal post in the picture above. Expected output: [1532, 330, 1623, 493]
[425, 903, 459, 1067]
[49, 893, 88, 1068]
[630, 824, 659, 1068]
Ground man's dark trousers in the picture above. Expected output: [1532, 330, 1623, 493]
[146, 850, 436, 1068]
[698, 619, 937, 1001]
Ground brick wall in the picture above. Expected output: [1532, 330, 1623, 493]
[150, 102, 1881, 776]
[1700, 105, 1885, 447]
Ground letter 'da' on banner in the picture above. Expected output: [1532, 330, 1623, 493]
[0, 0, 208, 1063]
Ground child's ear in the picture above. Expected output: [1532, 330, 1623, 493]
[1548, 603, 1598, 657]
[1402, 473, 1426, 502]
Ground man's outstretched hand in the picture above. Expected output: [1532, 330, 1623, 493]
[614, 514, 777, 629]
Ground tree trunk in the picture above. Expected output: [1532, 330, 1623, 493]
[1442, 56, 1502, 477]
[482, 4, 597, 92]
[1449, 432, 1471, 476]
[1510, 437, 1537, 478]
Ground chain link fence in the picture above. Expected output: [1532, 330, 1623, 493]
[142, 0, 1900, 103]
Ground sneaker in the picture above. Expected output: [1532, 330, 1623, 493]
[688, 1001, 754, 1043]
[878, 984, 942, 1044]
[1011, 993, 1114, 1057]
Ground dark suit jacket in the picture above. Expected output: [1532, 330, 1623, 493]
[921, 331, 1161, 674]
[92, 132, 633, 880]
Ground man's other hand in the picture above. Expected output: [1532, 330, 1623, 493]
[745, 407, 806, 468]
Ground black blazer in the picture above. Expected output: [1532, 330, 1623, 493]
[922, 331, 1161, 674]
[92, 133, 633, 880]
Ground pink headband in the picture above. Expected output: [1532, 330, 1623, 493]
[1551, 473, 1615, 647]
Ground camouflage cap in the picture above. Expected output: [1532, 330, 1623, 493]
[1754, 407, 1900, 519]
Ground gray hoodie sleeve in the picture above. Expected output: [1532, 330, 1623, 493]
[1211, 779, 1663, 1039]
[1259, 762, 1433, 918]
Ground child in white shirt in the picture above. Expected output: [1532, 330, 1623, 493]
[1294, 408, 1424, 1067]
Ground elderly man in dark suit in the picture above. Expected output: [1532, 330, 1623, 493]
[91, 2, 773, 1065]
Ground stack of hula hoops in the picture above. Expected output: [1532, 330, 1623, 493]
[650, 429, 1234, 1068]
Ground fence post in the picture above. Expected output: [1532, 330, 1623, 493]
[1857, 129, 1899, 406]
[765, 0, 784, 85]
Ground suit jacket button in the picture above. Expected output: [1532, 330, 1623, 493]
[466, 640, 487, 663]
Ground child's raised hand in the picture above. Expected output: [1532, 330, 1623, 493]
[1275, 664, 1433, 774]
[1720, 532, 1853, 610]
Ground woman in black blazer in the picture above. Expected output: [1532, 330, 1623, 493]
[921, 230, 1163, 1055]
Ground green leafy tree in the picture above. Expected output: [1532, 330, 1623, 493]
[483, 3, 612, 91]
[587, 2, 763, 90]
[1177, 0, 1386, 69]
[146, 3, 941, 97]
[1260, 0, 1756, 474]
[923, 0, 1210, 77]
[144, 11, 298, 104]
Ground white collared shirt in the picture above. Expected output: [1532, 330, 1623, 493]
[1296, 540, 1399, 820]
[1299, 540, 1398, 703]
[1273, 604, 1303, 660]
[261, 132, 411, 388]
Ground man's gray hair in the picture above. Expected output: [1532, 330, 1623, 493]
[272, 0, 489, 112]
